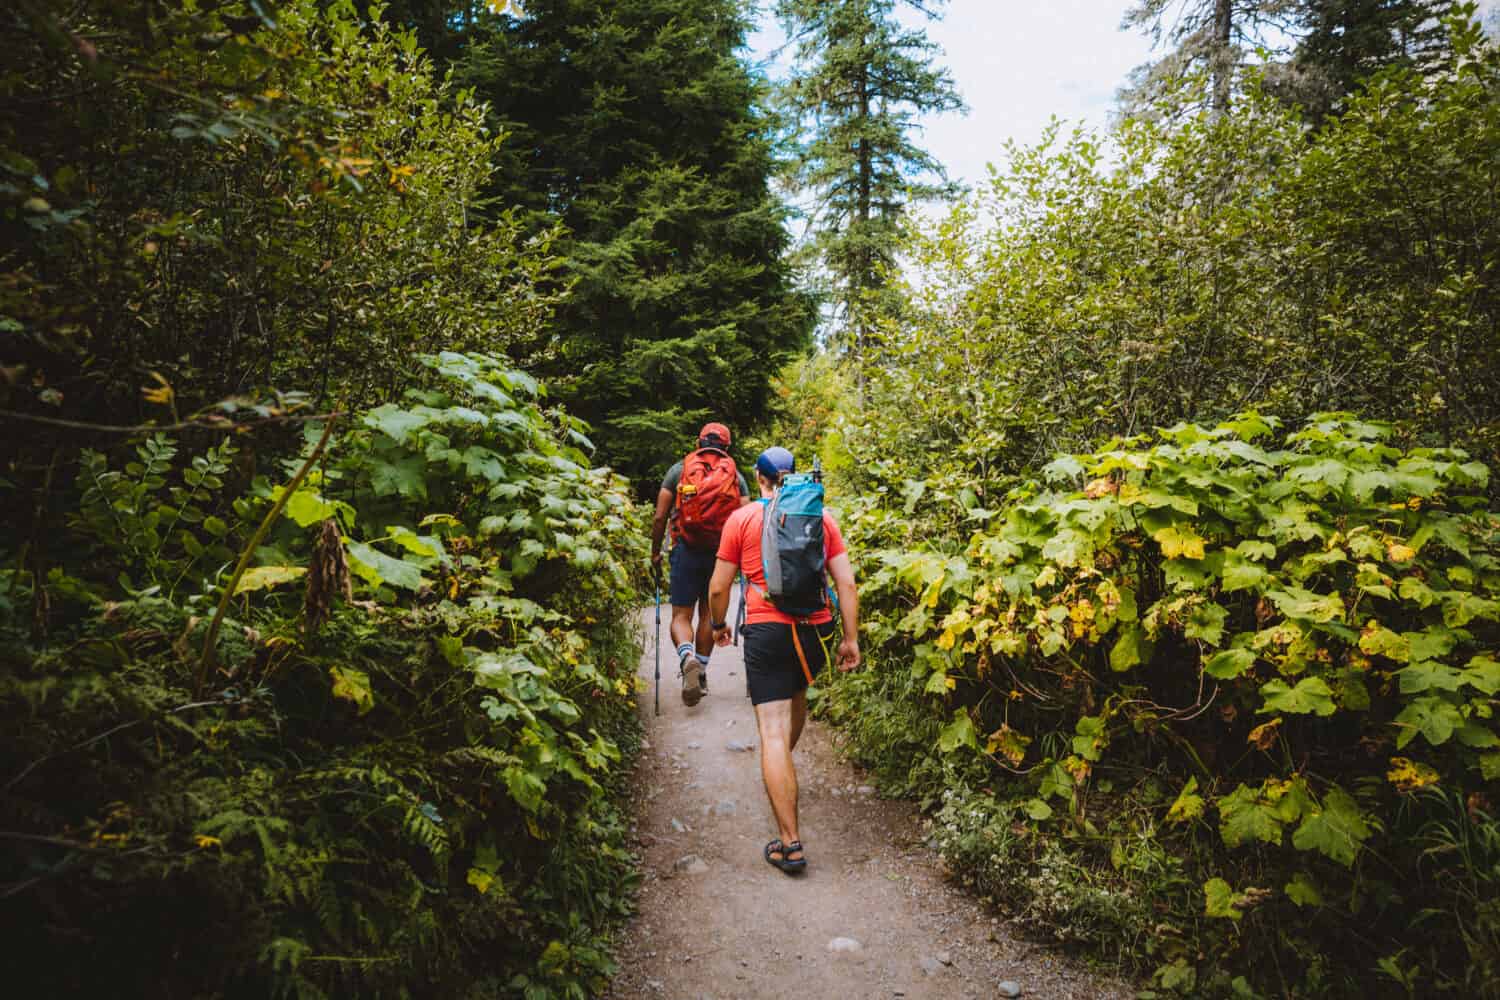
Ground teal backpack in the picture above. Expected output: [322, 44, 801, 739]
[759, 464, 827, 619]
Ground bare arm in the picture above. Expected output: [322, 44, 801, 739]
[649, 487, 673, 566]
[827, 551, 861, 670]
[708, 558, 738, 645]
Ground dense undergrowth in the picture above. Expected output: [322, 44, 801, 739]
[780, 10, 1500, 996]
[821, 413, 1500, 997]
[1, 353, 647, 998]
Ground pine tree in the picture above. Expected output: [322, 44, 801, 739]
[1119, 0, 1296, 116]
[1280, 0, 1455, 120]
[775, 0, 964, 371]
[380, 0, 813, 487]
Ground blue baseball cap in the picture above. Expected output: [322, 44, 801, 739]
[755, 446, 795, 480]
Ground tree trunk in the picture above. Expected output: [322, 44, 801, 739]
[1212, 0, 1233, 116]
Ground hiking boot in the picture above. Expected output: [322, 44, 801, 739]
[680, 652, 703, 706]
[699, 665, 709, 696]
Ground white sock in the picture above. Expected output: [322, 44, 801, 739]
[677, 642, 695, 662]
[696, 653, 710, 669]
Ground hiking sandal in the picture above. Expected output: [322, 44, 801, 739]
[764, 838, 807, 874]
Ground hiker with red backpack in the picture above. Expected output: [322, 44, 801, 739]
[649, 423, 749, 706]
[706, 446, 861, 874]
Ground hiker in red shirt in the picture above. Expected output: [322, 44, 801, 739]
[707, 446, 860, 874]
[650, 423, 750, 705]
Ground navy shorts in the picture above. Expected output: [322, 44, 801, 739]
[741, 621, 835, 705]
[668, 543, 718, 608]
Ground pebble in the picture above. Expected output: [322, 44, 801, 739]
[936, 950, 953, 966]
[640, 739, 651, 749]
[726, 740, 756, 752]
[647, 980, 664, 992]
[920, 956, 943, 975]
[670, 818, 689, 833]
[997, 982, 1022, 998]
[826, 937, 863, 953]
[858, 785, 876, 796]
[686, 741, 701, 749]
[707, 799, 736, 817]
[674, 855, 709, 875]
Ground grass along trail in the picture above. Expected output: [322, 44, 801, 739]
[606, 588, 1133, 999]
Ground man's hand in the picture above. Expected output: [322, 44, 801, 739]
[836, 636, 861, 671]
[650, 549, 663, 569]
[712, 623, 732, 648]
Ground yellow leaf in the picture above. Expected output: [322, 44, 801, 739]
[1387, 756, 1440, 793]
[985, 724, 1031, 766]
[1386, 542, 1415, 563]
[944, 676, 957, 690]
[235, 565, 307, 595]
[194, 835, 222, 849]
[329, 665, 374, 716]
[466, 867, 494, 894]
[1153, 524, 1206, 560]
[1247, 718, 1282, 750]
[141, 371, 174, 406]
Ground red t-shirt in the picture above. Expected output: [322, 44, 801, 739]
[717, 501, 846, 626]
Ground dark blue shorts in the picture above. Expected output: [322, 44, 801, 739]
[668, 543, 718, 608]
[742, 621, 834, 705]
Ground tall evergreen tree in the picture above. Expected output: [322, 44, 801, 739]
[377, 0, 813, 488]
[1278, 0, 1455, 119]
[1119, 0, 1296, 115]
[775, 0, 964, 369]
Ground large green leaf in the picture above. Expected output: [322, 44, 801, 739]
[363, 403, 431, 443]
[1291, 787, 1372, 867]
[369, 454, 429, 499]
[1218, 784, 1286, 849]
[1393, 695, 1464, 748]
[1204, 647, 1255, 679]
[1110, 624, 1154, 672]
[937, 709, 978, 753]
[1267, 587, 1345, 623]
[346, 540, 425, 591]
[1259, 677, 1337, 716]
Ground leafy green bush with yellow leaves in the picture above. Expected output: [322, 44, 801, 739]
[832, 412, 1500, 996]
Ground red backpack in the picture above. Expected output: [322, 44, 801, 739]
[673, 448, 740, 549]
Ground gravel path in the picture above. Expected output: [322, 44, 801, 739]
[605, 592, 1135, 1000]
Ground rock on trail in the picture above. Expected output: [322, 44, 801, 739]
[606, 591, 1132, 999]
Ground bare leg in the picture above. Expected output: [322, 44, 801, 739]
[694, 593, 714, 655]
[754, 696, 804, 861]
[669, 604, 695, 649]
[788, 690, 808, 751]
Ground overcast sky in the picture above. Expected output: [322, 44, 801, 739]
[747, 0, 1500, 193]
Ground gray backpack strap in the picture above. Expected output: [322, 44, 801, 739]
[760, 492, 783, 599]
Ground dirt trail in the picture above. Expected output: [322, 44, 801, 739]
[606, 591, 1134, 1000]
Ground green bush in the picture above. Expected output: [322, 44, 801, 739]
[1, 353, 647, 999]
[828, 412, 1500, 996]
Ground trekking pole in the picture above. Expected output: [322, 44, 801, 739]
[733, 571, 746, 646]
[653, 564, 662, 716]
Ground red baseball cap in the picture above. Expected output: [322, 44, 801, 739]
[698, 422, 731, 446]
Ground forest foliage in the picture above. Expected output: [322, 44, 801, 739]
[6, 0, 1500, 997]
[2, 2, 652, 997]
[802, 5, 1500, 996]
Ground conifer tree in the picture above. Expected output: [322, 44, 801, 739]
[1281, 0, 1455, 119]
[775, 0, 964, 370]
[1119, 0, 1295, 115]
[382, 0, 813, 487]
